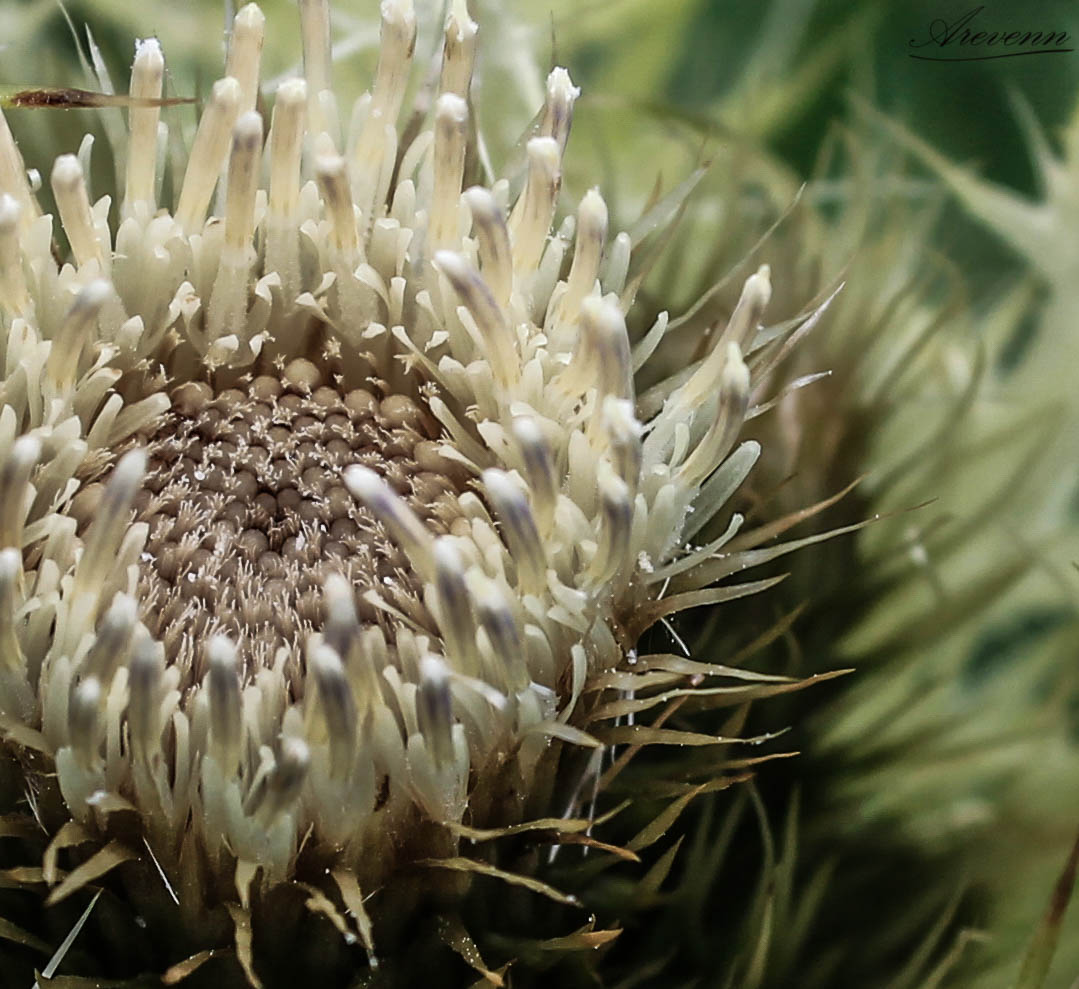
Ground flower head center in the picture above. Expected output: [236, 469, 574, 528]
[131, 359, 458, 667]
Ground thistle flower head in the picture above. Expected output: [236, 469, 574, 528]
[0, 1, 833, 980]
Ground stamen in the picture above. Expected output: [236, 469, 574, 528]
[51, 156, 101, 267]
[225, 3, 266, 114]
[482, 469, 547, 593]
[539, 67, 579, 156]
[299, 0, 333, 104]
[207, 635, 243, 774]
[318, 582, 382, 713]
[370, 0, 416, 125]
[124, 38, 165, 213]
[309, 639, 357, 778]
[46, 280, 112, 395]
[580, 296, 632, 401]
[0, 550, 22, 664]
[262, 735, 310, 817]
[0, 435, 39, 549]
[266, 79, 307, 297]
[678, 343, 750, 487]
[175, 76, 242, 233]
[439, 0, 478, 99]
[127, 633, 165, 758]
[223, 111, 264, 255]
[0, 550, 32, 720]
[344, 465, 435, 580]
[82, 593, 138, 684]
[315, 154, 360, 259]
[602, 397, 642, 500]
[508, 137, 561, 276]
[417, 653, 454, 768]
[0, 195, 28, 314]
[430, 94, 468, 252]
[510, 417, 558, 533]
[349, 0, 416, 191]
[68, 676, 103, 767]
[592, 465, 632, 583]
[322, 573, 359, 666]
[471, 574, 528, 692]
[462, 187, 512, 308]
[432, 537, 478, 676]
[663, 267, 768, 430]
[721, 265, 771, 351]
[75, 448, 145, 601]
[562, 188, 607, 321]
[268, 79, 307, 223]
[207, 111, 263, 342]
[0, 109, 38, 227]
[602, 230, 631, 296]
[433, 250, 517, 388]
